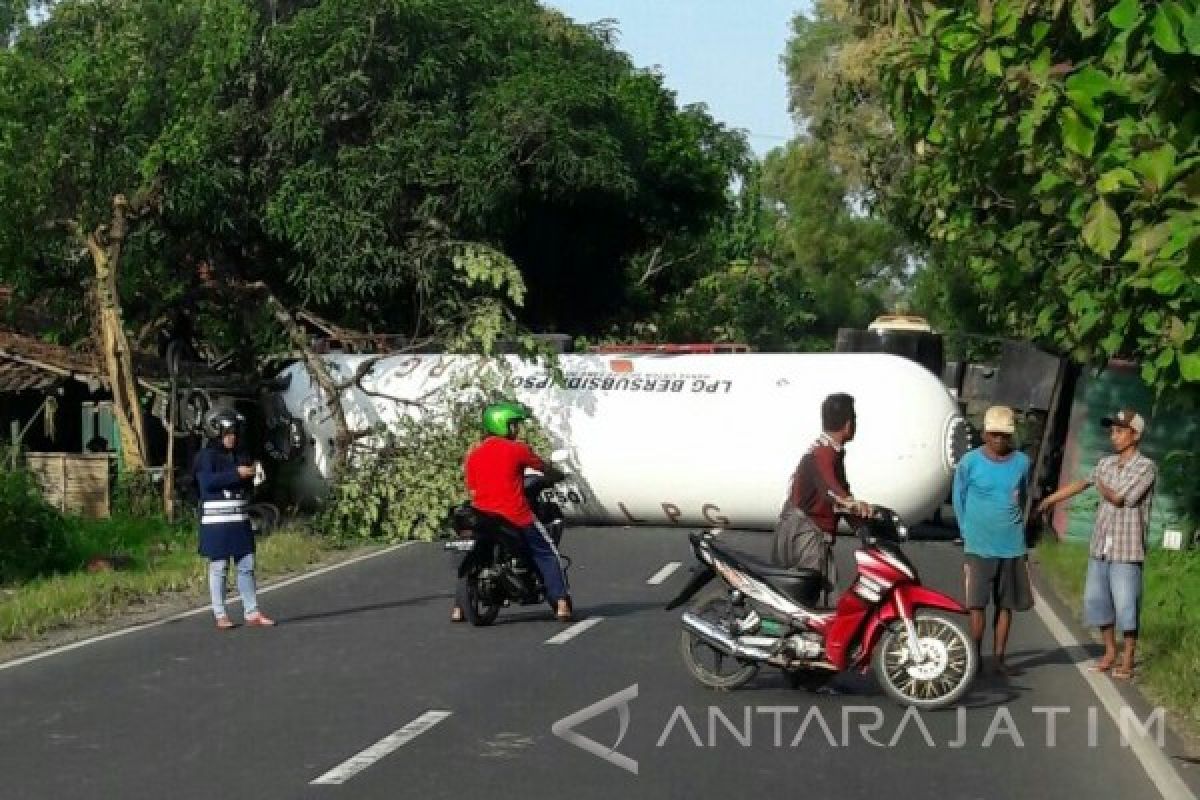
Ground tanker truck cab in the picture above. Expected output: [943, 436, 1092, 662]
[867, 314, 934, 333]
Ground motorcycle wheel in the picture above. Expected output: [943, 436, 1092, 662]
[873, 610, 977, 710]
[679, 589, 758, 691]
[458, 574, 501, 627]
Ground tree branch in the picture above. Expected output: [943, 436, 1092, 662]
[238, 280, 355, 469]
[637, 244, 700, 287]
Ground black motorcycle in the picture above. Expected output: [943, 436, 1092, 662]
[447, 472, 569, 626]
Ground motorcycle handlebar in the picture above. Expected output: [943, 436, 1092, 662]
[842, 503, 910, 543]
[826, 491, 908, 541]
[522, 472, 561, 495]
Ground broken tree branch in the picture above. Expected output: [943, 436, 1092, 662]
[241, 281, 355, 471]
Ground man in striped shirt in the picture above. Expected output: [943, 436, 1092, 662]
[1038, 408, 1156, 680]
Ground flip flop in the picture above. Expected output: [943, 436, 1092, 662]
[1111, 667, 1134, 681]
[1087, 660, 1115, 673]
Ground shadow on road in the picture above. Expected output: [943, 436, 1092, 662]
[577, 600, 671, 619]
[280, 593, 453, 624]
[1007, 645, 1092, 671]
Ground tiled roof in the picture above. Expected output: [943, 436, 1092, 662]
[0, 360, 61, 392]
[0, 330, 256, 395]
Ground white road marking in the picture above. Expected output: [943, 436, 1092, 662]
[1031, 587, 1196, 800]
[0, 542, 414, 672]
[545, 617, 605, 645]
[647, 561, 681, 585]
[311, 711, 452, 785]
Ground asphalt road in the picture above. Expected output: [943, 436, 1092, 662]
[1, 527, 1196, 800]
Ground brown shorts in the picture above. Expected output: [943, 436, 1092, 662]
[964, 554, 1033, 611]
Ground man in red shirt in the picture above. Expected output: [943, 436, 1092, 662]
[772, 393, 871, 603]
[463, 401, 571, 621]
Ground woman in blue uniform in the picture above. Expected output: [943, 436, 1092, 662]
[195, 409, 274, 629]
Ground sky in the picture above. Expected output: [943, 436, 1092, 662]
[546, 0, 810, 157]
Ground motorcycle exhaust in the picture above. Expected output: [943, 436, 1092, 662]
[681, 612, 772, 661]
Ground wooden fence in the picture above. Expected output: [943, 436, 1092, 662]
[25, 452, 113, 518]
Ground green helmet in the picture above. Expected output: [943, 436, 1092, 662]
[482, 401, 529, 437]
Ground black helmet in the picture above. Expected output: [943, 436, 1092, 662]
[204, 408, 245, 439]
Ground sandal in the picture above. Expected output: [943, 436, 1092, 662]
[1111, 666, 1134, 681]
[1087, 658, 1115, 673]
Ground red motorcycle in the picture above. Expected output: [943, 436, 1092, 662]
[667, 502, 977, 709]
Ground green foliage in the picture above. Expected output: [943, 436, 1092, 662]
[316, 364, 552, 543]
[0, 467, 196, 586]
[655, 139, 909, 350]
[0, 0, 258, 343]
[0, 469, 71, 584]
[111, 469, 161, 520]
[783, 1, 906, 193]
[658, 260, 821, 350]
[0, 0, 748, 353]
[867, 0, 1200, 391]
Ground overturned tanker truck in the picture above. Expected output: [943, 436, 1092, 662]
[265, 350, 969, 530]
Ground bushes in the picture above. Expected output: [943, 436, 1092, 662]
[317, 390, 552, 544]
[0, 469, 73, 584]
[317, 397, 491, 544]
[112, 469, 161, 519]
[0, 468, 190, 585]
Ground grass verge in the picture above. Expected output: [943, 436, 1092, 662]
[0, 523, 345, 642]
[1034, 537, 1200, 738]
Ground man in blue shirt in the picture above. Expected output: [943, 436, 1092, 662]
[953, 405, 1033, 676]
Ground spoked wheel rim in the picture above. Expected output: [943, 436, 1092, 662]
[689, 595, 740, 678]
[683, 594, 756, 684]
[881, 615, 972, 703]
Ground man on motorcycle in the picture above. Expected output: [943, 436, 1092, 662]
[772, 392, 871, 604]
[460, 401, 572, 622]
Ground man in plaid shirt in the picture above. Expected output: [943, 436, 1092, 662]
[1038, 408, 1157, 680]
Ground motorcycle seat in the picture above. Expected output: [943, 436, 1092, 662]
[712, 544, 828, 607]
[713, 543, 822, 581]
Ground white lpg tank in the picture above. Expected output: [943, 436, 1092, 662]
[272, 352, 969, 529]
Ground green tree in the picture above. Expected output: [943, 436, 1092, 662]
[785, 0, 906, 193]
[858, 0, 1200, 391]
[0, 1, 746, 349]
[0, 0, 748, 536]
[656, 140, 910, 350]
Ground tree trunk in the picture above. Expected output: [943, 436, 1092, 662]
[86, 195, 149, 472]
[249, 282, 353, 471]
[163, 385, 178, 521]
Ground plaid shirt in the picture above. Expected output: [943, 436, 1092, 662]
[1088, 452, 1157, 562]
